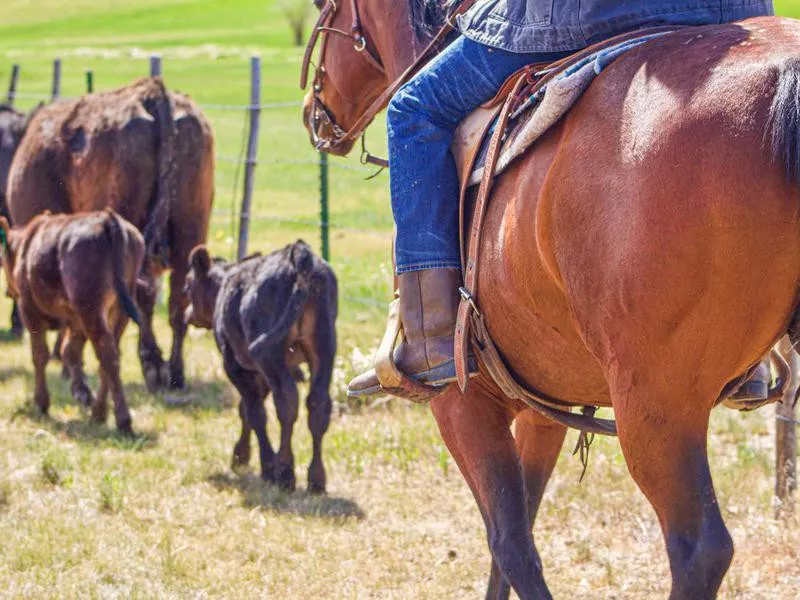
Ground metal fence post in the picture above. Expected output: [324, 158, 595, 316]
[150, 55, 163, 77]
[319, 152, 330, 261]
[86, 70, 94, 94]
[776, 337, 798, 518]
[6, 64, 19, 106]
[51, 58, 62, 100]
[237, 55, 261, 260]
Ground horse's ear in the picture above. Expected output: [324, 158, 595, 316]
[189, 245, 211, 276]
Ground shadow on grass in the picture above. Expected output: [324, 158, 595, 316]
[0, 329, 23, 343]
[207, 470, 366, 521]
[0, 366, 31, 384]
[10, 404, 158, 450]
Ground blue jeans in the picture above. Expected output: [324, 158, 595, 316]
[388, 36, 570, 273]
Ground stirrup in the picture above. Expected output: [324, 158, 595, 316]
[373, 298, 448, 404]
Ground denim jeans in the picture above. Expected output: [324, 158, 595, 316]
[388, 36, 569, 273]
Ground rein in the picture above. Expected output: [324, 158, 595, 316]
[301, 0, 476, 159]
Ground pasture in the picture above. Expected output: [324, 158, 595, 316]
[0, 1, 799, 597]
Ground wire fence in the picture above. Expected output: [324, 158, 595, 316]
[3, 55, 394, 315]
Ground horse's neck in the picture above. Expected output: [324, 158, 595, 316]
[364, 3, 432, 80]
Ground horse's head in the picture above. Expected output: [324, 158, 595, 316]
[301, 0, 452, 156]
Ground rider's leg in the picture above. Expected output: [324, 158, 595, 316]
[348, 37, 569, 397]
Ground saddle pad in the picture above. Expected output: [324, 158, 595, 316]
[463, 31, 675, 187]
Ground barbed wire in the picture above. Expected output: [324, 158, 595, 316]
[7, 91, 303, 112]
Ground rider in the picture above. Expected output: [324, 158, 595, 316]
[348, 0, 775, 397]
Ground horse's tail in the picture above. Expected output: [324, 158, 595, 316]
[767, 57, 800, 183]
[105, 210, 142, 328]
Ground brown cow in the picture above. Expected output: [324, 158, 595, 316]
[0, 210, 144, 434]
[0, 103, 30, 336]
[6, 77, 215, 391]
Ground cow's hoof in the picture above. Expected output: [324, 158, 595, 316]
[169, 369, 186, 391]
[143, 365, 167, 393]
[307, 480, 326, 495]
[117, 423, 135, 438]
[275, 466, 296, 493]
[307, 464, 326, 495]
[231, 444, 251, 468]
[72, 386, 94, 409]
[90, 406, 107, 425]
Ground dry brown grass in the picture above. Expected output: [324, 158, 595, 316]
[0, 298, 797, 599]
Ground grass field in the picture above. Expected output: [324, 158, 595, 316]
[1, 1, 800, 598]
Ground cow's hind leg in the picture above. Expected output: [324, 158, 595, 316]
[255, 357, 298, 492]
[85, 316, 132, 435]
[167, 260, 189, 390]
[222, 345, 275, 480]
[303, 314, 335, 494]
[27, 318, 50, 415]
[62, 328, 93, 409]
[485, 410, 567, 600]
[9, 302, 23, 339]
[430, 386, 553, 600]
[614, 381, 732, 599]
[136, 275, 168, 392]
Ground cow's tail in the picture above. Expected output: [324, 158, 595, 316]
[143, 77, 177, 265]
[248, 242, 314, 358]
[105, 211, 142, 327]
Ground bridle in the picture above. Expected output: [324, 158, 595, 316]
[301, 0, 476, 166]
[301, 0, 388, 163]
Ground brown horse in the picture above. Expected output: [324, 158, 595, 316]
[303, 2, 800, 599]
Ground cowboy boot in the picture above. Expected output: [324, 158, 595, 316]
[347, 268, 476, 397]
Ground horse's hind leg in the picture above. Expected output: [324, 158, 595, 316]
[485, 410, 567, 600]
[430, 387, 553, 600]
[614, 382, 732, 599]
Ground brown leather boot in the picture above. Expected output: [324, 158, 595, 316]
[347, 268, 476, 397]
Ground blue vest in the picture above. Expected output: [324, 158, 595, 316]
[458, 0, 774, 53]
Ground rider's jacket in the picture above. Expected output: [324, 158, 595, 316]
[458, 0, 774, 53]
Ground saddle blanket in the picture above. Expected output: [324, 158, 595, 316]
[455, 30, 676, 187]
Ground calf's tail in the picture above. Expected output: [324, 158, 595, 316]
[248, 241, 314, 357]
[105, 211, 142, 327]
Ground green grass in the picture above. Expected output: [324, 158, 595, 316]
[0, 2, 799, 598]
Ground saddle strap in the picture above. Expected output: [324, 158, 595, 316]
[471, 312, 617, 436]
[455, 73, 527, 392]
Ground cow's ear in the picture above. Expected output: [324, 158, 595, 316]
[189, 245, 211, 276]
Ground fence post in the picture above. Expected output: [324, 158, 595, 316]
[150, 55, 163, 77]
[86, 70, 94, 94]
[6, 64, 19, 106]
[319, 152, 330, 261]
[776, 337, 798, 518]
[237, 55, 261, 260]
[51, 58, 62, 100]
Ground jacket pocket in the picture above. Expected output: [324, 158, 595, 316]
[489, 0, 554, 27]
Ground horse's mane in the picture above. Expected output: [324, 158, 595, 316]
[409, 0, 456, 41]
